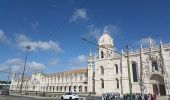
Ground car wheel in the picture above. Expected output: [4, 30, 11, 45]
[61, 96, 64, 100]
[69, 97, 72, 100]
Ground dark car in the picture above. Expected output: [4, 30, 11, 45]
[1, 89, 9, 95]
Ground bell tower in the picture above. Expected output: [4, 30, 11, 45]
[98, 33, 114, 59]
[87, 51, 94, 93]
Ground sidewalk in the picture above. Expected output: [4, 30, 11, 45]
[10, 92, 58, 99]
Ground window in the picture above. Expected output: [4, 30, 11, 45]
[80, 76, 83, 81]
[101, 51, 104, 58]
[58, 77, 60, 82]
[74, 86, 76, 92]
[75, 75, 77, 81]
[100, 66, 104, 75]
[54, 78, 56, 83]
[70, 76, 73, 81]
[66, 77, 68, 82]
[115, 64, 118, 74]
[116, 78, 119, 89]
[101, 78, 104, 88]
[79, 86, 82, 92]
[57, 86, 59, 91]
[69, 86, 71, 92]
[152, 61, 158, 71]
[132, 62, 138, 82]
[53, 86, 55, 91]
[64, 86, 67, 91]
[62, 77, 63, 82]
[60, 86, 62, 91]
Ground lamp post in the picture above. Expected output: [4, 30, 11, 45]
[20, 45, 31, 93]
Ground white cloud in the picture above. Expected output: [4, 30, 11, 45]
[48, 58, 60, 66]
[0, 29, 10, 44]
[76, 55, 87, 63]
[70, 8, 88, 22]
[137, 37, 156, 47]
[85, 25, 121, 41]
[15, 34, 63, 52]
[86, 25, 101, 40]
[28, 62, 45, 72]
[6, 58, 23, 65]
[69, 54, 87, 67]
[0, 58, 46, 75]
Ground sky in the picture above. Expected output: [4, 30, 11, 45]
[0, 0, 170, 80]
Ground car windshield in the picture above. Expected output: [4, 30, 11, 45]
[65, 93, 71, 95]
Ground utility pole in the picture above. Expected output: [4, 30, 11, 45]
[20, 45, 31, 93]
[126, 45, 132, 100]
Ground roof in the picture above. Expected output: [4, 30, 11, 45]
[45, 68, 88, 77]
[63, 68, 88, 75]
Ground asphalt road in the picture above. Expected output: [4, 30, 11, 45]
[0, 95, 57, 100]
[0, 94, 102, 100]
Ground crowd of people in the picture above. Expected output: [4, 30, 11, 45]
[123, 93, 156, 100]
[102, 93, 120, 100]
[102, 93, 157, 100]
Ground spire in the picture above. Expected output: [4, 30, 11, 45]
[89, 50, 92, 57]
[121, 50, 124, 54]
[88, 50, 93, 62]
[148, 36, 153, 47]
[160, 39, 163, 45]
[159, 39, 164, 52]
[140, 44, 143, 49]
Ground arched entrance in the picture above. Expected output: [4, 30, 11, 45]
[150, 74, 166, 95]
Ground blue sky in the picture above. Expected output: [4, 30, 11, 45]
[0, 0, 170, 80]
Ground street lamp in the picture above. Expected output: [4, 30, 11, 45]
[20, 45, 31, 93]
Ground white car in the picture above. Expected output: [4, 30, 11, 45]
[61, 92, 79, 100]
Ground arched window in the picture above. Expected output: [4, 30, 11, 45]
[100, 66, 104, 75]
[60, 86, 62, 91]
[74, 86, 77, 92]
[101, 78, 104, 88]
[79, 85, 82, 92]
[56, 86, 59, 91]
[116, 78, 119, 89]
[85, 86, 87, 93]
[53, 86, 55, 91]
[69, 86, 71, 92]
[49, 86, 52, 91]
[132, 62, 138, 82]
[152, 61, 158, 71]
[115, 64, 118, 74]
[101, 51, 104, 58]
[64, 86, 67, 91]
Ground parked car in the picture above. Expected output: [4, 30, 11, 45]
[1, 89, 9, 95]
[61, 92, 79, 100]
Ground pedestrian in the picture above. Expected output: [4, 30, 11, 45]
[139, 94, 142, 100]
[153, 95, 156, 100]
[148, 93, 151, 100]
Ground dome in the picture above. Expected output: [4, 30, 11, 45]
[98, 33, 113, 46]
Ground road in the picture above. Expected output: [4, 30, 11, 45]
[0, 95, 57, 100]
[0, 95, 102, 100]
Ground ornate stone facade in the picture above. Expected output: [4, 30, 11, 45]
[87, 33, 170, 96]
[10, 33, 170, 96]
[10, 68, 88, 93]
